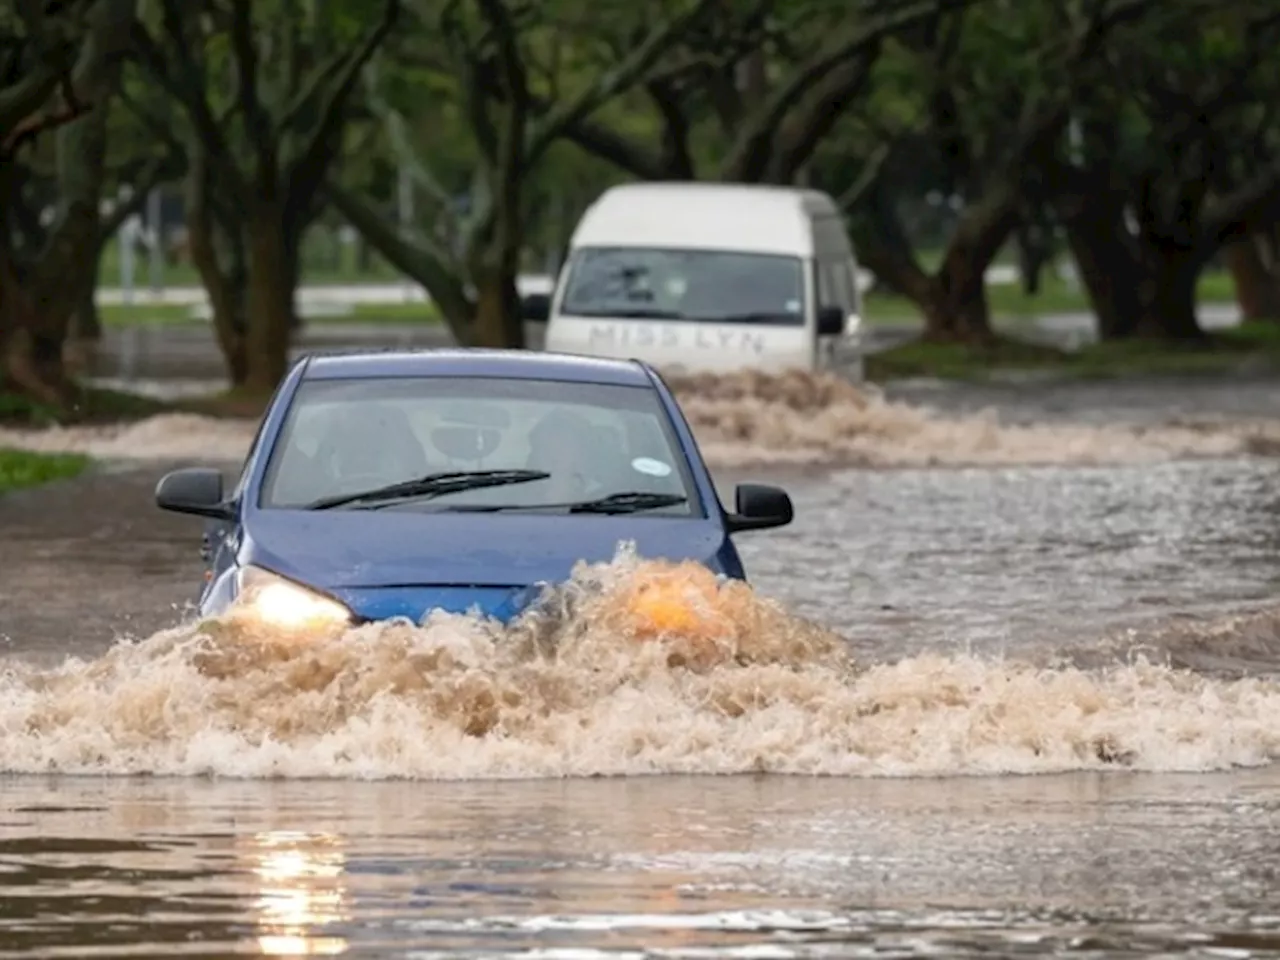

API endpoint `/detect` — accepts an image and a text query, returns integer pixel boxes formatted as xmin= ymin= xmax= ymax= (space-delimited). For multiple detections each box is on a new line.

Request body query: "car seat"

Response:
xmin=314 ymin=403 xmax=429 ymax=484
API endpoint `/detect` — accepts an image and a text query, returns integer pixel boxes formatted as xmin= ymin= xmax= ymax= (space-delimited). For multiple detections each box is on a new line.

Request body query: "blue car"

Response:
xmin=154 ymin=349 xmax=794 ymax=628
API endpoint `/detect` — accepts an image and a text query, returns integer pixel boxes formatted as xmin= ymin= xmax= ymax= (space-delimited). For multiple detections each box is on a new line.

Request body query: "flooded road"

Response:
xmin=5 ymin=364 xmax=1280 ymax=956
xmin=7 ymin=771 xmax=1280 ymax=959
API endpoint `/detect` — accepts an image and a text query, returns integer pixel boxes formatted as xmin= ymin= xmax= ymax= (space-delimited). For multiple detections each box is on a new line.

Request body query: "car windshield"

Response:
xmin=258 ymin=376 xmax=700 ymax=515
xmin=558 ymin=247 xmax=806 ymax=325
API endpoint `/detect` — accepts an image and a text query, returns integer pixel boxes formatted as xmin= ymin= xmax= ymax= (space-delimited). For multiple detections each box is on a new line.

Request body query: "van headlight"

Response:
xmin=234 ymin=565 xmax=354 ymax=629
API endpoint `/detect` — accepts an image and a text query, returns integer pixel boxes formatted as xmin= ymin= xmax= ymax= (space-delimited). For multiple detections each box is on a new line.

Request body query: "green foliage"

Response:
xmin=0 ymin=449 xmax=91 ymax=492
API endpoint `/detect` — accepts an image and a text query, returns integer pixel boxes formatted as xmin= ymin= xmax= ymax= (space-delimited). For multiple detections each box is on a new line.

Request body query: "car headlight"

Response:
xmin=234 ymin=565 xmax=354 ymax=629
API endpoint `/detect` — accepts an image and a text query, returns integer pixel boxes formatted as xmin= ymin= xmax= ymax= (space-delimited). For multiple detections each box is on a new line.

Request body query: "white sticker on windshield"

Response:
xmin=631 ymin=457 xmax=672 ymax=477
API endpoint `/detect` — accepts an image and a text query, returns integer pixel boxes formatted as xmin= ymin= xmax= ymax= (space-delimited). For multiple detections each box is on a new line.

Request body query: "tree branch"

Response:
xmin=540 ymin=110 xmax=673 ymax=179
xmin=1 ymin=0 xmax=135 ymax=157
xmin=836 ymin=142 xmax=893 ymax=211
xmin=719 ymin=0 xmax=973 ymax=182
xmin=0 ymin=60 xmax=73 ymax=141
xmin=1204 ymin=159 xmax=1280 ymax=248
xmin=228 ymin=0 xmax=276 ymax=190
xmin=647 ymin=76 xmax=695 ymax=179
xmin=761 ymin=48 xmax=880 ymax=183
xmin=136 ymin=5 xmax=246 ymax=198
xmin=284 ymin=0 xmax=400 ymax=215
xmin=323 ymin=180 xmax=474 ymax=329
xmin=99 ymin=154 xmax=178 ymax=241
xmin=1 ymin=72 xmax=91 ymax=158
xmin=475 ymin=0 xmax=529 ymax=220
xmin=526 ymin=0 xmax=713 ymax=166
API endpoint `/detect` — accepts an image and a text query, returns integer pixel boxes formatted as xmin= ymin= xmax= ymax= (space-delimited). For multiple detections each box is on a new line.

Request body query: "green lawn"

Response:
xmin=861 ymin=270 xmax=1237 ymax=324
xmin=865 ymin=319 xmax=1280 ymax=382
xmin=97 ymin=235 xmax=408 ymax=288
xmin=0 ymin=449 xmax=92 ymax=493
xmin=99 ymin=301 xmax=443 ymax=326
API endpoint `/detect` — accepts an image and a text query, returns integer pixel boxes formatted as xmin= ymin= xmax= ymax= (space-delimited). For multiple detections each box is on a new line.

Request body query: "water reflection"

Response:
xmin=6 ymin=774 xmax=1280 ymax=956
xmin=248 ymin=831 xmax=349 ymax=956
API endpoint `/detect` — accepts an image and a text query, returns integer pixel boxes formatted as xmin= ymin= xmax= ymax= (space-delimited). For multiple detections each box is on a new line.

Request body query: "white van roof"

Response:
xmin=569 ymin=182 xmax=843 ymax=257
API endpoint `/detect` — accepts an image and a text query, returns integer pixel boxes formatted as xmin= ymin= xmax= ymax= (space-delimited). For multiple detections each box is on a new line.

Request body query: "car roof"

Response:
xmin=298 ymin=348 xmax=655 ymax=387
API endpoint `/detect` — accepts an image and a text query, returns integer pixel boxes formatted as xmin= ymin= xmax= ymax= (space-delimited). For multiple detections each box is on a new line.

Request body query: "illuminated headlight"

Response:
xmin=843 ymin=313 xmax=862 ymax=337
xmin=234 ymin=565 xmax=354 ymax=629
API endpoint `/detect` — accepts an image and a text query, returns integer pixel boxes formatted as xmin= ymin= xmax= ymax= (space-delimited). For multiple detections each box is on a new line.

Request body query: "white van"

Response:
xmin=538 ymin=182 xmax=864 ymax=378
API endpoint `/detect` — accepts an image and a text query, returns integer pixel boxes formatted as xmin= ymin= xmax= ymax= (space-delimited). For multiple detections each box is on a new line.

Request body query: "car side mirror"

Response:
xmin=725 ymin=482 xmax=793 ymax=533
xmin=155 ymin=467 xmax=233 ymax=520
xmin=521 ymin=293 xmax=550 ymax=323
xmin=817 ymin=305 xmax=844 ymax=336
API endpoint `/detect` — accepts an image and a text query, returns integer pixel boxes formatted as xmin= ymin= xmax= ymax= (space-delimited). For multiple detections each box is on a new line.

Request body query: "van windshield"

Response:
xmin=558 ymin=247 xmax=806 ymax=325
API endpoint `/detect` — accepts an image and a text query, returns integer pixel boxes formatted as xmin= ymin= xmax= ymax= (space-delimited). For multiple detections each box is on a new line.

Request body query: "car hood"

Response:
xmin=242 ymin=509 xmax=726 ymax=591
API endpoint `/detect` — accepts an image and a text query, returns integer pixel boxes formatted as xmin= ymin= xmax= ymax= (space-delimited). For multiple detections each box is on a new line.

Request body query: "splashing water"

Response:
xmin=4 ymin=547 xmax=1280 ymax=781
xmin=3 ymin=372 xmax=1280 ymax=466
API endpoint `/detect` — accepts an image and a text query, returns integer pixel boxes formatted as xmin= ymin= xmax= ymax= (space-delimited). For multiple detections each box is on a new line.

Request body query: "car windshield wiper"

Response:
xmin=566 ymin=492 xmax=688 ymax=514
xmin=306 ymin=469 xmax=550 ymax=510
xmin=438 ymin=491 xmax=689 ymax=515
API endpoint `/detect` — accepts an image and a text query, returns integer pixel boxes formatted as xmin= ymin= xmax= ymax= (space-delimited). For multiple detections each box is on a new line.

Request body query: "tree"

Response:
xmin=0 ymin=0 xmax=137 ymax=404
xmin=327 ymin=0 xmax=711 ymax=348
xmin=130 ymin=0 xmax=399 ymax=391
xmin=549 ymin=0 xmax=975 ymax=185
xmin=1223 ymin=228 xmax=1280 ymax=321
xmin=839 ymin=0 xmax=1163 ymax=342
xmin=1053 ymin=0 xmax=1280 ymax=340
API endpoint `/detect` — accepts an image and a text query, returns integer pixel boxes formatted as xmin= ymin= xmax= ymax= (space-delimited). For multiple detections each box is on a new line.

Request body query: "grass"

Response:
xmin=0 ymin=448 xmax=92 ymax=494
xmin=860 ymin=270 xmax=1237 ymax=324
xmin=0 ymin=384 xmax=170 ymax=427
xmin=99 ymin=300 xmax=443 ymax=327
xmin=864 ymin=319 xmax=1280 ymax=382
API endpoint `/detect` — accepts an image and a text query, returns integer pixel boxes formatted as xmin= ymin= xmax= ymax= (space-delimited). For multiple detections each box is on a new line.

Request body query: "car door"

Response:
xmin=815 ymin=257 xmax=857 ymax=369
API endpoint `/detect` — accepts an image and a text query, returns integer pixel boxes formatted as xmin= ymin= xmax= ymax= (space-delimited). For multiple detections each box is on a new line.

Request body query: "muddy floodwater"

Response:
xmin=5 ymin=367 xmax=1280 ymax=957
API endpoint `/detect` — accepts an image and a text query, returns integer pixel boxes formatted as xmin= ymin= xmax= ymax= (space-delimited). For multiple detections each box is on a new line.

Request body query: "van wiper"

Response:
xmin=566 ymin=492 xmax=688 ymax=514
xmin=689 ymin=311 xmax=796 ymax=324
xmin=306 ymin=469 xmax=550 ymax=510
xmin=594 ymin=307 xmax=684 ymax=319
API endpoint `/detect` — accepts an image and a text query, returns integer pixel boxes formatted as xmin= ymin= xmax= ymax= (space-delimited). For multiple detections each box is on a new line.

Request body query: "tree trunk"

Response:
xmin=1132 ymin=245 xmax=1205 ymax=340
xmin=1223 ymin=233 xmax=1280 ymax=321
xmin=921 ymin=272 xmax=998 ymax=343
xmin=469 ymin=267 xmax=524 ymax=348
xmin=920 ymin=252 xmax=996 ymax=342
xmin=186 ymin=150 xmax=250 ymax=386
xmin=915 ymin=189 xmax=1019 ymax=343
xmin=70 ymin=277 xmax=102 ymax=341
xmin=243 ymin=205 xmax=298 ymax=393
xmin=0 ymin=94 xmax=112 ymax=405
xmin=0 ymin=249 xmax=70 ymax=406
xmin=1061 ymin=194 xmax=1143 ymax=340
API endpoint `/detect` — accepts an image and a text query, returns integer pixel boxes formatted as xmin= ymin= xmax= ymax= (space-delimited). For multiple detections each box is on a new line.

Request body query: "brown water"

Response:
xmin=5 ymin=370 xmax=1280 ymax=957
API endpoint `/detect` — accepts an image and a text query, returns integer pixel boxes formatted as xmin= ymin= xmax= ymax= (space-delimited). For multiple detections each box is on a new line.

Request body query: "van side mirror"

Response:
xmin=725 ymin=483 xmax=793 ymax=533
xmin=521 ymin=293 xmax=550 ymax=323
xmin=155 ymin=467 xmax=234 ymax=520
xmin=817 ymin=305 xmax=844 ymax=336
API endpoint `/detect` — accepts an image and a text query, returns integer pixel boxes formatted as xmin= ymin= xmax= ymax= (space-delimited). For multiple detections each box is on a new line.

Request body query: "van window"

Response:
xmin=559 ymin=247 xmax=806 ymax=325
xmin=816 ymin=259 xmax=857 ymax=313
